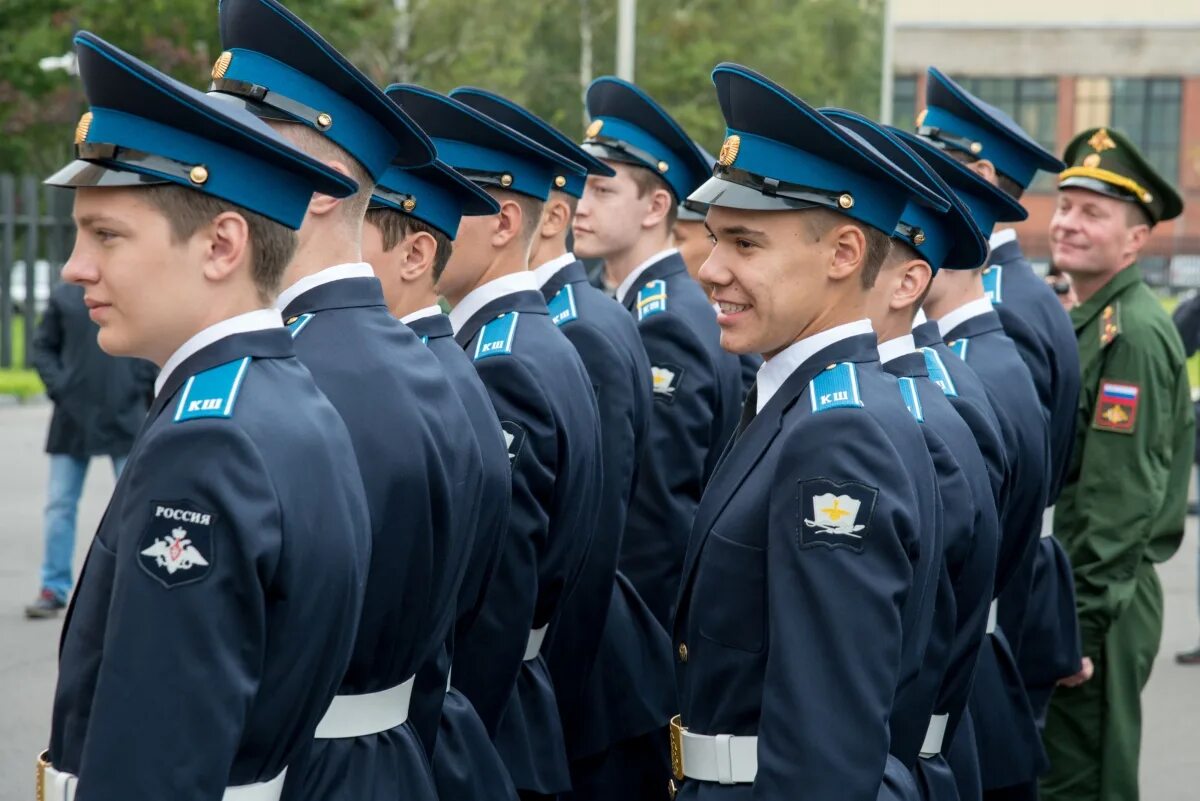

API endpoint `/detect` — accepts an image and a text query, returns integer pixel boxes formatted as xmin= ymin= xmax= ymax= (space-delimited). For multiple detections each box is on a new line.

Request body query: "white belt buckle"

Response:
xmin=919 ymin=714 xmax=948 ymax=758
xmin=524 ymin=624 xmax=548 ymax=661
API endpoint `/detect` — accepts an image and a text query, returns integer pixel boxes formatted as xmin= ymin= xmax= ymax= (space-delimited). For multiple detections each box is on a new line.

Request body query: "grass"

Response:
xmin=0 ymin=316 xmax=44 ymax=400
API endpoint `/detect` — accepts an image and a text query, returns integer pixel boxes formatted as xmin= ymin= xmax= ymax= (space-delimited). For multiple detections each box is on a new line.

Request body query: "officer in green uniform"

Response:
xmin=1042 ymin=127 xmax=1194 ymax=801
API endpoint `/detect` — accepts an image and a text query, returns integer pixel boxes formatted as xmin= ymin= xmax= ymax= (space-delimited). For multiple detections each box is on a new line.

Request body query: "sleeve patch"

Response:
xmin=547 ymin=283 xmax=579 ymax=327
xmin=474 ymin=312 xmax=520 ymax=361
xmin=500 ymin=420 xmax=527 ymax=466
xmin=947 ymin=338 xmax=970 ymax=362
xmin=798 ymin=479 xmax=878 ymax=553
xmin=809 ymin=362 xmax=863 ymax=413
xmin=285 ymin=313 xmax=314 ymax=338
xmin=1093 ymin=379 xmax=1139 ymax=434
xmin=920 ymin=347 xmax=958 ymax=398
xmin=898 ymin=377 xmax=924 ymax=423
xmin=637 ymin=280 xmax=668 ymax=320
xmin=982 ymin=265 xmax=1003 ymax=304
xmin=651 ymin=363 xmax=684 ymax=403
xmin=173 ymin=357 xmax=251 ymax=423
xmin=139 ymin=501 xmax=217 ymax=588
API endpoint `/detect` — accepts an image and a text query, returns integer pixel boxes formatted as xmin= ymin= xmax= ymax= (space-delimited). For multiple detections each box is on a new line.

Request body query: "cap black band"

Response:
xmin=74 ymin=142 xmax=199 ymax=184
xmin=582 ymin=137 xmax=662 ymax=173
xmin=211 ymin=77 xmax=333 ymax=130
xmin=368 ymin=186 xmax=418 ymax=212
xmin=714 ymin=165 xmax=848 ymax=211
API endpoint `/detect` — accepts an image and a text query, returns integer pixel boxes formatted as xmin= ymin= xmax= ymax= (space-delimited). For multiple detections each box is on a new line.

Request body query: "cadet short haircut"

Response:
xmin=270 ymin=122 xmax=375 ymax=224
xmin=630 ymin=167 xmax=679 ymax=230
xmin=363 ymin=207 xmax=454 ymax=282
xmin=141 ymin=183 xmax=297 ymax=303
xmin=802 ymin=208 xmax=892 ymax=289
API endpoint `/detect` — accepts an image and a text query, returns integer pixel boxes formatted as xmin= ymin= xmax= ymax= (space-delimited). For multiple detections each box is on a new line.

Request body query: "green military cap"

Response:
xmin=1058 ymin=127 xmax=1183 ymax=225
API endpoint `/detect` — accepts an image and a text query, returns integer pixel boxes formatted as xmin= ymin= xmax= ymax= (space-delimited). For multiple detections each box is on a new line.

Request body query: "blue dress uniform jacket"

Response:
xmin=673 ymin=333 xmax=938 ymax=801
xmin=405 ymin=310 xmax=518 ymax=801
xmin=619 ymin=251 xmax=743 ymax=628
xmin=939 ymin=309 xmax=1051 ymax=791
xmin=986 ymin=237 xmax=1083 ymax=716
xmin=539 ymin=260 xmax=676 ymax=768
xmin=883 ymin=351 xmax=1000 ymax=801
xmin=48 ymin=328 xmax=371 ymax=798
xmin=454 ymin=285 xmax=603 ymax=795
xmin=279 ymin=276 xmax=478 ymax=801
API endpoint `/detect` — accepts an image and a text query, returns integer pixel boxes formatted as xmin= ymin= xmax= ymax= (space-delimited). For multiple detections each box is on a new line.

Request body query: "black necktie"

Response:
xmin=734 ymin=384 xmax=758 ymax=441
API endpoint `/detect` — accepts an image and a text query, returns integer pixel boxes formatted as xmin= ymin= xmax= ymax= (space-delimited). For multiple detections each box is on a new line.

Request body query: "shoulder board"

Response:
xmin=547 ymin=283 xmax=579 ymax=327
xmin=809 ymin=362 xmax=864 ymax=414
xmin=1100 ymin=302 xmax=1121 ymax=348
xmin=285 ymin=313 xmax=315 ymax=338
xmin=474 ymin=311 xmax=520 ymax=361
xmin=174 ymin=357 xmax=252 ymax=423
xmin=982 ymin=265 xmax=1003 ymax=304
xmin=920 ymin=347 xmax=959 ymax=398
xmin=637 ymin=279 xmax=668 ymax=321
xmin=897 ymin=377 xmax=924 ymax=423
xmin=947 ymin=338 xmax=970 ymax=362
xmin=419 ymin=335 xmax=429 ymax=346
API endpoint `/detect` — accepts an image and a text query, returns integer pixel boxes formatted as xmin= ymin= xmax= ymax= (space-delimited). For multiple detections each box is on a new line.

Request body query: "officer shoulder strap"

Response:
xmin=637 ymin=279 xmax=668 ymax=321
xmin=547 ymin=283 xmax=579 ymax=327
xmin=809 ymin=362 xmax=864 ymax=414
xmin=174 ymin=357 xmax=252 ymax=423
xmin=474 ymin=311 xmax=520 ymax=361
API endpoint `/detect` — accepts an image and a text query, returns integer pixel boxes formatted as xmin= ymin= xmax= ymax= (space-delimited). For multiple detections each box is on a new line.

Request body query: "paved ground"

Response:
xmin=0 ymin=401 xmax=1197 ymax=797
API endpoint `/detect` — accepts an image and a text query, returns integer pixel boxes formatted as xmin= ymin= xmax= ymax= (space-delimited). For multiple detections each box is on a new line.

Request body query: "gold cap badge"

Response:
xmin=212 ymin=51 xmax=233 ymax=81
xmin=718 ymin=135 xmax=741 ymax=167
xmin=1083 ymin=153 xmax=1102 ymax=168
xmin=1088 ymin=128 xmax=1117 ymax=153
xmin=585 ymin=119 xmax=603 ymax=139
xmin=74 ymin=112 xmax=93 ymax=145
xmin=838 ymin=193 xmax=854 ymax=209
xmin=189 ymin=165 xmax=209 ymax=185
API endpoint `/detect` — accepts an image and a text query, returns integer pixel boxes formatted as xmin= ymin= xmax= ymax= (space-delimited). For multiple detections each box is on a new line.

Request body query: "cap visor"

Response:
xmin=688 ymin=175 xmax=820 ymax=213
xmin=44 ymin=160 xmax=170 ymax=189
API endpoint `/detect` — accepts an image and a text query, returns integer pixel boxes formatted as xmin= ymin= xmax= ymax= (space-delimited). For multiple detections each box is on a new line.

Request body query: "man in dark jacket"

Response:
xmin=25 ymin=280 xmax=155 ymax=618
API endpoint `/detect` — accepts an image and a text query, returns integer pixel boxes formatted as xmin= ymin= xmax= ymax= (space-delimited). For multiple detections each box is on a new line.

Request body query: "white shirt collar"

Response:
xmin=531 ymin=252 xmax=578 ymax=289
xmin=913 ymin=308 xmax=928 ymax=327
xmin=155 ymin=308 xmax=282 ymax=397
xmin=274 ymin=262 xmax=374 ymax=312
xmin=877 ymin=334 xmax=916 ymax=365
xmin=756 ymin=319 xmax=875 ymax=414
xmin=988 ymin=227 xmax=1018 ymax=249
xmin=937 ymin=296 xmax=995 ymax=338
xmin=616 ymin=248 xmax=680 ymax=306
xmin=448 ymin=271 xmax=539 ymax=334
xmin=400 ymin=304 xmax=444 ymax=325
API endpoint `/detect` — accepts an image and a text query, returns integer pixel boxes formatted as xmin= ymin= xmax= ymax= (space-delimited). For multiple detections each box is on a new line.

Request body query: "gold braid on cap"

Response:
xmin=1059 ymin=166 xmax=1153 ymax=204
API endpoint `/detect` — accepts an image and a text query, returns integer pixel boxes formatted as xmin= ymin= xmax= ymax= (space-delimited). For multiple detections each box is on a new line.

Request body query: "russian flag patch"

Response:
xmin=1093 ymin=379 xmax=1139 ymax=434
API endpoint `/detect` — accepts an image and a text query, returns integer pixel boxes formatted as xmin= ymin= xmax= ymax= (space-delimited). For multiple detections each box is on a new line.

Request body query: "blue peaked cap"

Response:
xmin=822 ymin=108 xmax=987 ymax=272
xmin=690 ymin=63 xmax=949 ymax=237
xmin=371 ymin=159 xmax=500 ymax=240
xmin=582 ymin=76 xmax=711 ymax=202
xmin=212 ymin=0 xmax=433 ymax=180
xmin=449 ymin=87 xmax=612 ymax=199
xmin=891 ymin=127 xmax=1028 ymax=239
xmin=44 ymin=31 xmax=357 ymax=230
xmin=678 ymin=140 xmax=717 ymax=221
xmin=386 ymin=85 xmax=578 ymax=201
xmin=920 ymin=67 xmax=1065 ymax=190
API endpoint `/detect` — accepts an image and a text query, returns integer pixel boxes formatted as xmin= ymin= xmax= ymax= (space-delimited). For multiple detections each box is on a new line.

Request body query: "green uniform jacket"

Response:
xmin=1054 ymin=263 xmax=1195 ymax=658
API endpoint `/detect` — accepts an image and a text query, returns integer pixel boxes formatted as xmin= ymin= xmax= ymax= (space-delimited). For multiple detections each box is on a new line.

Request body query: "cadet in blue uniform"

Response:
xmin=576 ymin=76 xmax=744 ymax=631
xmin=362 ymin=159 xmax=520 ymax=801
xmin=919 ymin=68 xmax=1083 ymax=722
xmin=671 ymin=63 xmax=944 ymax=800
xmin=449 ymin=87 xmax=677 ymax=800
xmin=389 ymin=84 xmax=604 ymax=800
xmin=824 ymin=109 xmax=1001 ymax=801
xmin=38 ymin=32 xmax=371 ymax=800
xmin=210 ymin=4 xmax=481 ymax=801
xmin=901 ymin=130 xmax=1052 ymax=801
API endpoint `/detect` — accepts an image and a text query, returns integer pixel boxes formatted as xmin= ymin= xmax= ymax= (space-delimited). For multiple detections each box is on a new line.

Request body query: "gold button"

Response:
xmin=285 ymin=316 xmax=298 ymax=325
xmin=838 ymin=193 xmax=854 ymax=209
xmin=657 ymin=160 xmax=670 ymax=173
xmin=189 ymin=165 xmax=209 ymax=185
xmin=500 ymin=174 xmax=513 ymax=188
xmin=913 ymin=230 xmax=926 ymax=246
xmin=678 ymin=642 xmax=688 ymax=662
xmin=554 ymin=175 xmax=567 ymax=188
xmin=969 ymin=141 xmax=983 ymax=155
xmin=316 ymin=112 xmax=333 ymax=130
xmin=402 ymin=198 xmax=417 ymax=212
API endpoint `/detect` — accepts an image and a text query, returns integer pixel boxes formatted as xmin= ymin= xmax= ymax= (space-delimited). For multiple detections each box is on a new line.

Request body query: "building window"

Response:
xmin=952 ymin=77 xmax=1059 ymax=191
xmin=891 ymin=75 xmax=918 ymax=128
xmin=1074 ymin=78 xmax=1181 ymax=182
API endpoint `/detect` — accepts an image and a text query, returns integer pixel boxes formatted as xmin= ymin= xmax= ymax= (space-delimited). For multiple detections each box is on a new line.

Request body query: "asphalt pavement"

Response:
xmin=0 ymin=401 xmax=1197 ymax=798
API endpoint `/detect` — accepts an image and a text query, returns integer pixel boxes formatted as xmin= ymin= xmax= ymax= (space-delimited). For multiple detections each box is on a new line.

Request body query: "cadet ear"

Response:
xmin=492 ymin=198 xmax=524 ymax=248
xmin=305 ymin=158 xmax=355 ymax=218
xmin=539 ymin=196 xmax=573 ymax=240
xmin=399 ymin=230 xmax=438 ymax=281
xmin=965 ymin=158 xmax=998 ymax=185
xmin=201 ymin=211 xmax=251 ymax=284
xmin=640 ymin=186 xmax=674 ymax=232
xmin=827 ymin=223 xmax=868 ymax=283
xmin=891 ymin=259 xmax=933 ymax=312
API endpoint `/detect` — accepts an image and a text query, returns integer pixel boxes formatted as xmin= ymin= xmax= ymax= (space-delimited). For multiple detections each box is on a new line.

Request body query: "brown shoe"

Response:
xmin=24 ymin=589 xmax=66 ymax=619
xmin=1176 ymin=646 xmax=1200 ymax=665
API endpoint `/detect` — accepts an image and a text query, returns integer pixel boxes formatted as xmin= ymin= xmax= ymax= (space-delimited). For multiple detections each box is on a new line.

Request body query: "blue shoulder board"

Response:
xmin=947 ymin=338 xmax=970 ymax=362
xmin=174 ymin=357 xmax=252 ymax=423
xmin=920 ymin=347 xmax=959 ymax=398
xmin=547 ymin=283 xmax=579 ymax=327
xmin=809 ymin=362 xmax=864 ymax=414
xmin=982 ymin=265 xmax=1003 ymax=304
xmin=419 ymin=335 xmax=429 ymax=346
xmin=474 ymin=311 xmax=520 ymax=361
xmin=637 ymin=279 xmax=668 ymax=321
xmin=285 ymin=313 xmax=315 ymax=338
xmin=898 ymin=377 xmax=924 ymax=423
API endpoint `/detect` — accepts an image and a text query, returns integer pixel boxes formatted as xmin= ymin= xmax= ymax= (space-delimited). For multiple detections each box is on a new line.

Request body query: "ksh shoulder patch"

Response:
xmin=898 ymin=377 xmax=924 ymax=423
xmin=174 ymin=357 xmax=251 ymax=423
xmin=798 ymin=478 xmax=878 ymax=553
xmin=982 ymin=265 xmax=1003 ymax=304
xmin=809 ymin=362 xmax=863 ymax=413
xmin=947 ymin=338 xmax=970 ymax=362
xmin=285 ymin=313 xmax=314 ymax=338
xmin=547 ymin=283 xmax=579 ymax=327
xmin=1093 ymin=379 xmax=1139 ymax=434
xmin=651 ymin=363 xmax=683 ymax=403
xmin=139 ymin=501 xmax=217 ymax=588
xmin=637 ymin=280 xmax=668 ymax=321
xmin=474 ymin=312 xmax=520 ymax=361
xmin=920 ymin=347 xmax=958 ymax=398
xmin=1100 ymin=303 xmax=1121 ymax=348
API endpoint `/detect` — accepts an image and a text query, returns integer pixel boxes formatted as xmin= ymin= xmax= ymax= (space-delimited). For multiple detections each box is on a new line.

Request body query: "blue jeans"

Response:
xmin=41 ymin=453 xmax=127 ymax=601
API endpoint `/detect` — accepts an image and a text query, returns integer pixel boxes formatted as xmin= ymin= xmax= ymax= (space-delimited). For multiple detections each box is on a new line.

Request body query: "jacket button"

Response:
xmin=678 ymin=642 xmax=688 ymax=662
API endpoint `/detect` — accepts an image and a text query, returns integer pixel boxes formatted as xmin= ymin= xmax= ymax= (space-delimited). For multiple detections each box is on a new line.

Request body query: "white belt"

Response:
xmin=524 ymin=624 xmax=548 ymax=661
xmin=37 ymin=753 xmax=286 ymax=801
xmin=985 ymin=599 xmax=998 ymax=635
xmin=919 ymin=714 xmax=948 ymax=758
xmin=669 ymin=716 xmax=757 ymax=784
xmin=314 ymin=676 xmax=415 ymax=739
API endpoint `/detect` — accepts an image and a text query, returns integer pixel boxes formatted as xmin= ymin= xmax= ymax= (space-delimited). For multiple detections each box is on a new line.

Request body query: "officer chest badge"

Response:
xmin=798 ymin=479 xmax=877 ymax=553
xmin=139 ymin=501 xmax=216 ymax=588
xmin=651 ymin=364 xmax=682 ymax=403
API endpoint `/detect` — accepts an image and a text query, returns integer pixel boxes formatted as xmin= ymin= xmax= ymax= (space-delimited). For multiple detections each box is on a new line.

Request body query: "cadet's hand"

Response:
xmin=1058 ymin=656 xmax=1094 ymax=687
